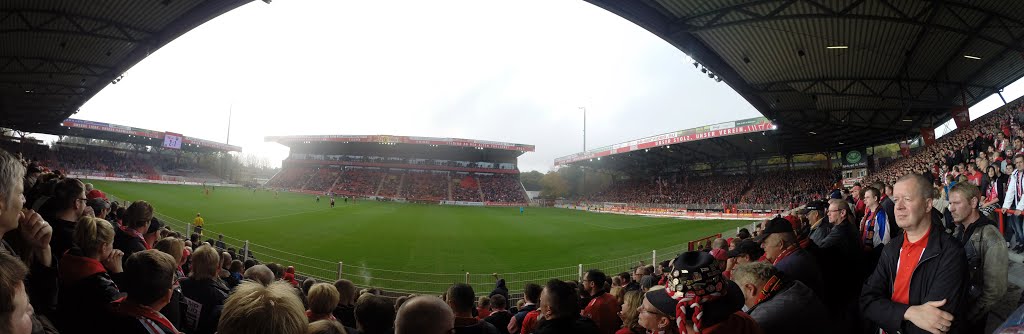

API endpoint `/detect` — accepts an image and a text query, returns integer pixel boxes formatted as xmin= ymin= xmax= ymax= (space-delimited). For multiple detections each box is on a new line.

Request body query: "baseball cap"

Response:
xmin=146 ymin=217 xmax=165 ymax=234
xmin=726 ymin=239 xmax=762 ymax=259
xmin=86 ymin=189 xmax=107 ymax=200
xmin=800 ymin=200 xmax=826 ymax=214
xmin=754 ymin=217 xmax=794 ymax=242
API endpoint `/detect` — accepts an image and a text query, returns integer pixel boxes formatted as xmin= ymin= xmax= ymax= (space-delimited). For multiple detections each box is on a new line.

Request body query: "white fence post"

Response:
xmin=652 ymin=250 xmax=657 ymax=267
xmin=337 ymin=262 xmax=344 ymax=280
xmin=242 ymin=240 xmax=249 ymax=263
xmin=465 ymin=272 xmax=470 ymax=284
xmin=577 ymin=264 xmax=583 ymax=281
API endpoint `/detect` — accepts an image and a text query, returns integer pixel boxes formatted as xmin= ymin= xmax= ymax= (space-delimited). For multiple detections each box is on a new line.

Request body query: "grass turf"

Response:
xmin=87 ymin=180 xmax=755 ymax=294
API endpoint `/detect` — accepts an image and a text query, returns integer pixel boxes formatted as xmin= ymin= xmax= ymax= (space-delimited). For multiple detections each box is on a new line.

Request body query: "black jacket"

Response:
xmin=179 ymin=277 xmax=230 ymax=334
xmin=531 ymin=315 xmax=600 ymax=334
xmin=56 ymin=248 xmax=124 ymax=334
xmin=113 ymin=227 xmax=147 ymax=265
xmin=47 ymin=217 xmax=76 ymax=262
xmin=860 ymin=223 xmax=968 ymax=334
xmin=333 ymin=304 xmax=358 ymax=328
xmin=485 ymin=310 xmax=513 ymax=334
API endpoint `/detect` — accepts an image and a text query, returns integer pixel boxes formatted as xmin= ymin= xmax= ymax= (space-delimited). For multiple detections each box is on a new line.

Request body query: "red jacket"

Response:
xmin=582 ymin=292 xmax=622 ymax=334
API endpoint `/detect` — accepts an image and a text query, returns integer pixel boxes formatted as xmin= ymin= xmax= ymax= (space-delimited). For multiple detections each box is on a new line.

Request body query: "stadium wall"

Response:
xmin=554 ymin=204 xmax=777 ymax=220
xmin=73 ymin=175 xmax=239 ymax=187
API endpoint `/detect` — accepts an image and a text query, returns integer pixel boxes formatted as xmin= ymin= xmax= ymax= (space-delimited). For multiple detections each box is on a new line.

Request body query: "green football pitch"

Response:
xmin=87 ymin=180 xmax=755 ymax=295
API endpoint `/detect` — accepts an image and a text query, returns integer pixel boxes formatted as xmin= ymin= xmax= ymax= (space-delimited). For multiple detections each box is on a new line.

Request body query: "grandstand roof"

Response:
xmin=585 ymin=0 xmax=1024 ymax=154
xmin=555 ymin=116 xmax=776 ymax=166
xmin=267 ymin=134 xmax=535 ymax=155
xmin=0 ymin=0 xmax=254 ymax=133
xmin=51 ymin=118 xmax=241 ymax=152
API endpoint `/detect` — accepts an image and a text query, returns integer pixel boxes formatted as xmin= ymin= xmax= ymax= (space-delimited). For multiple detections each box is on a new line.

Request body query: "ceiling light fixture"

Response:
xmin=826 ymin=45 xmax=848 ymax=49
xmin=902 ymin=119 xmax=912 ymax=122
xmin=809 ymin=131 xmax=817 ymax=135
xmin=964 ymin=55 xmax=981 ymax=60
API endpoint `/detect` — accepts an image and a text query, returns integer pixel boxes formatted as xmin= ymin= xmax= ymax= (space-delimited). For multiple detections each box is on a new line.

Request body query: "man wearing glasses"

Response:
xmin=45 ymin=178 xmax=91 ymax=262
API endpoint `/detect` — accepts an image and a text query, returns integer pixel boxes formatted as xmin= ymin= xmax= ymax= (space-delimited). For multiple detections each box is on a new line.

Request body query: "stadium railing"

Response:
xmin=107 ymin=193 xmax=749 ymax=303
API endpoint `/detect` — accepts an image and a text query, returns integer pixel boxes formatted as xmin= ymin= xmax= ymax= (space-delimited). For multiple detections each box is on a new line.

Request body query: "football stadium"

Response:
xmin=2 ymin=1 xmax=1024 ymax=334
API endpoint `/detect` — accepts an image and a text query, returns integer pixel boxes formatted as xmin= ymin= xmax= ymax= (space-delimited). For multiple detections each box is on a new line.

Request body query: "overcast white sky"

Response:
xmin=59 ymin=0 xmax=1022 ymax=172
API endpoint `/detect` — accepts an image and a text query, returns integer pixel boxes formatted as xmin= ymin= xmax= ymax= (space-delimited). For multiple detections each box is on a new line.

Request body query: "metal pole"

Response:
xmin=652 ymin=250 xmax=657 ymax=267
xmin=465 ymin=272 xmax=470 ymax=284
xmin=337 ymin=262 xmax=344 ymax=280
xmin=242 ymin=240 xmax=249 ymax=263
xmin=579 ymin=107 xmax=586 ymax=198
xmin=577 ymin=264 xmax=583 ymax=281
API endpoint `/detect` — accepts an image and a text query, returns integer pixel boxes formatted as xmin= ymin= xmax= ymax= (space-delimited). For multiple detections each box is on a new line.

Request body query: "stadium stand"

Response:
xmin=400 ymin=171 xmax=450 ymax=201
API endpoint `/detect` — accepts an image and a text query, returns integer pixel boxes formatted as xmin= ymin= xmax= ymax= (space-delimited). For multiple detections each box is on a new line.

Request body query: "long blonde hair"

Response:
xmin=620 ymin=290 xmax=643 ymax=329
xmin=73 ymin=216 xmax=114 ymax=257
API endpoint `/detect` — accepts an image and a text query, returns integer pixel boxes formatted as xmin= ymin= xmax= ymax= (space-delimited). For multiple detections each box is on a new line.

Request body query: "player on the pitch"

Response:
xmin=330 ymin=197 xmax=336 ymax=208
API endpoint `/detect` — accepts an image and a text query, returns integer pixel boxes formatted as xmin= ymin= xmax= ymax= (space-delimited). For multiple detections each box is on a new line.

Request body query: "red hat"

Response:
xmin=784 ymin=215 xmax=800 ymax=231
xmin=86 ymin=189 xmax=107 ymax=200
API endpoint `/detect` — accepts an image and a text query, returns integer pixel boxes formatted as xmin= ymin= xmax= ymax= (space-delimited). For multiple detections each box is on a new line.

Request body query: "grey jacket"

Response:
xmin=808 ymin=219 xmax=831 ymax=246
xmin=747 ymin=280 xmax=830 ymax=334
xmin=954 ymin=217 xmax=1008 ymax=321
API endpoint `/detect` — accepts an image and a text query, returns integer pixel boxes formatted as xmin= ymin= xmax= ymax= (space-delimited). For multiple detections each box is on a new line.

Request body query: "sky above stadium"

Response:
xmin=63 ymin=0 xmax=1024 ymax=172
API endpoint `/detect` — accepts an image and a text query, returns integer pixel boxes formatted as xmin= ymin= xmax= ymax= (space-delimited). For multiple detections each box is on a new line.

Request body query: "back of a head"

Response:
xmin=267 ymin=262 xmax=284 ymax=280
xmin=73 ymin=216 xmax=114 ymax=257
xmin=308 ymin=283 xmax=340 ymax=314
xmin=153 ymin=237 xmax=185 ymax=265
xmin=543 ymin=279 xmax=580 ymax=319
xmin=446 ymin=283 xmax=475 ymax=313
xmin=218 ymin=281 xmax=307 ymax=334
xmin=190 ymin=244 xmax=221 ymax=280
xmin=0 ymin=252 xmax=28 ymax=334
xmin=334 ymin=279 xmax=357 ymax=305
xmin=395 ymin=295 xmax=454 ymax=334
xmin=52 ymin=178 xmax=85 ymax=212
xmin=490 ymin=294 xmax=507 ymax=310
xmin=355 ymin=293 xmax=396 ymax=334
xmin=307 ymin=320 xmax=347 ymax=334
xmin=524 ymin=283 xmax=542 ymax=304
xmin=244 ymin=265 xmax=275 ymax=285
xmin=123 ymin=200 xmax=154 ymax=230
xmin=123 ymin=250 xmax=176 ymax=306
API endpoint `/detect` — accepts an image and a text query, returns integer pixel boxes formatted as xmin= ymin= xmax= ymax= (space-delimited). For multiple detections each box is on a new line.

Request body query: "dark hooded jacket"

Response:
xmin=56 ymin=247 xmax=124 ymax=334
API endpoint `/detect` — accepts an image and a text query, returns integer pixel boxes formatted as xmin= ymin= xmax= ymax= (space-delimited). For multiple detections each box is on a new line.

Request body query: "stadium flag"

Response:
xmin=952 ymin=106 xmax=971 ymax=129
xmin=920 ymin=128 xmax=936 ymax=146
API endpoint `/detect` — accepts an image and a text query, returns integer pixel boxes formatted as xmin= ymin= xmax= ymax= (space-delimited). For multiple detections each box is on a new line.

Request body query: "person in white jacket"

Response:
xmin=1000 ymin=154 xmax=1024 ymax=253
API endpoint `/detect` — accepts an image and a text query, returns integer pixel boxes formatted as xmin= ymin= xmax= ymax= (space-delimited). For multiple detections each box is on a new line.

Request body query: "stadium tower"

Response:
xmin=266 ymin=134 xmax=534 ymax=205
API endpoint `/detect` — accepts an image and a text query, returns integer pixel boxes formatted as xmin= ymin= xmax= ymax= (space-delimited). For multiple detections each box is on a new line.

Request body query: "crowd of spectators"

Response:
xmin=452 ymin=175 xmax=483 ymax=202
xmin=51 ymin=145 xmax=150 ymax=178
xmin=402 ymin=172 xmax=449 ymax=201
xmin=480 ymin=174 xmax=528 ymax=203
xmin=377 ymin=172 xmax=403 ymax=198
xmin=305 ymin=169 xmax=341 ymax=192
xmin=332 ymin=169 xmax=386 ymax=196
xmin=586 ymin=170 xmax=835 ymax=210
xmin=266 ymin=167 xmax=313 ymax=189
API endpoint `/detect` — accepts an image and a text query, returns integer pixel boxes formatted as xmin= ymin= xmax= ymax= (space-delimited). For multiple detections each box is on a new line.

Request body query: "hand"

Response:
xmin=904 ymin=299 xmax=953 ymax=334
xmin=18 ymin=209 xmax=52 ymax=250
xmin=102 ymin=249 xmax=124 ymax=273
xmin=18 ymin=209 xmax=53 ymax=267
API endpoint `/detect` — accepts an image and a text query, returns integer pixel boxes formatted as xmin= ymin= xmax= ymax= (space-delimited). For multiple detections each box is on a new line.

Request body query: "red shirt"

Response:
xmin=967 ymin=172 xmax=983 ymax=186
xmin=892 ymin=228 xmax=931 ymax=304
xmin=582 ymin=292 xmax=622 ymax=334
xmin=520 ymin=310 xmax=539 ymax=334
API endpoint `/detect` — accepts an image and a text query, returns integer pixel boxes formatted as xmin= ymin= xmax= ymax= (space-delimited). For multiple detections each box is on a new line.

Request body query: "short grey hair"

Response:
xmin=896 ymin=173 xmax=932 ymax=199
xmin=731 ymin=261 xmax=778 ymax=288
xmin=0 ymin=149 xmax=25 ymax=207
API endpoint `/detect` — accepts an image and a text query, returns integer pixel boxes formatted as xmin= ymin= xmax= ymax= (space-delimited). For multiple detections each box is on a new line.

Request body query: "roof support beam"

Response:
xmin=0 ymin=9 xmax=154 ymax=43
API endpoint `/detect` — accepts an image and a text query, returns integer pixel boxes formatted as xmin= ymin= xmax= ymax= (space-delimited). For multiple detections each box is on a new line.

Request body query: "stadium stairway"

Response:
xmin=447 ymin=174 xmax=453 ymax=201
xmin=475 ymin=176 xmax=485 ymax=202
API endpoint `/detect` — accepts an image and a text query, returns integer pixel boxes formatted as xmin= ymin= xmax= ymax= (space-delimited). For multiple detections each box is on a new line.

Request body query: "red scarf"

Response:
xmin=671 ymin=281 xmax=726 ymax=334
xmin=110 ymin=296 xmax=177 ymax=333
xmin=771 ymin=244 xmax=799 ymax=266
xmin=119 ymin=225 xmax=150 ymax=249
xmin=749 ymin=275 xmax=785 ymax=310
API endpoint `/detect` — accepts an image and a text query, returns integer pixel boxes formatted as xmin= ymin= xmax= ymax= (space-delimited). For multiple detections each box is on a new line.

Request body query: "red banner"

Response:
xmin=920 ymin=128 xmax=936 ymax=146
xmin=900 ymin=142 xmax=910 ymax=158
xmin=952 ymin=106 xmax=971 ymax=129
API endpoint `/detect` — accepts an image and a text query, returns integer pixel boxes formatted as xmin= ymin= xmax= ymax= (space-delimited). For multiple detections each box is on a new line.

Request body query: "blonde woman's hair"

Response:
xmin=190 ymin=244 xmax=221 ymax=280
xmin=307 ymin=283 xmax=341 ymax=315
xmin=73 ymin=216 xmax=114 ymax=257
xmin=217 ymin=281 xmax=308 ymax=334
xmin=620 ymin=290 xmax=643 ymax=329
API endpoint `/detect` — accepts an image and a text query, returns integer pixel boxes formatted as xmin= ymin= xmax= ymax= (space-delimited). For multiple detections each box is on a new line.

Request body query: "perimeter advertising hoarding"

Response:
xmin=268 ymin=135 xmax=535 ymax=152
xmin=554 ymin=117 xmax=775 ymax=166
